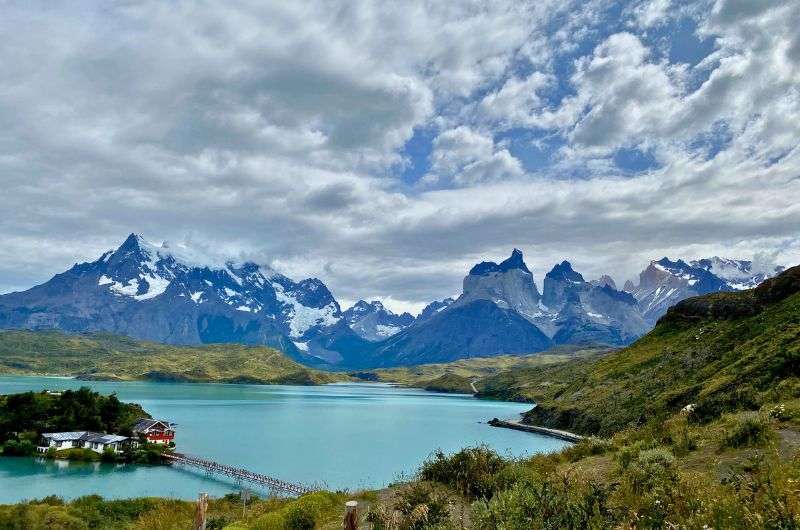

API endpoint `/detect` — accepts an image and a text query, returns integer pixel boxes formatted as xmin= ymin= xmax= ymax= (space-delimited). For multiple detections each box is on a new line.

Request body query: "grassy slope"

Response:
xmin=0 ymin=330 xmax=343 ymax=385
xmin=359 ymin=346 xmax=611 ymax=394
xmin=479 ymin=265 xmax=800 ymax=436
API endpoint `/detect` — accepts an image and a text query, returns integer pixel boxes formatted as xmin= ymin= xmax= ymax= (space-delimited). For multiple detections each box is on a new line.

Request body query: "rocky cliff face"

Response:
xmin=359 ymin=250 xmax=650 ymax=367
xmin=342 ymin=300 xmax=414 ymax=341
xmin=455 ymin=249 xmax=543 ymax=320
xmin=628 ymin=257 xmax=782 ymax=324
xmin=416 ymin=298 xmax=455 ymax=323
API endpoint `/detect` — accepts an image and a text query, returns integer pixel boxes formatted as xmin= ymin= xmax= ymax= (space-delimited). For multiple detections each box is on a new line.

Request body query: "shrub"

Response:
xmin=249 ymin=491 xmax=340 ymax=530
xmin=250 ymin=512 xmax=285 ymax=530
xmin=766 ymin=402 xmax=799 ymax=421
xmin=395 ymin=482 xmax=450 ymax=529
xmin=2 ymin=438 xmax=36 ymax=456
xmin=419 ymin=446 xmax=505 ymax=500
xmin=367 ymin=483 xmax=453 ymax=530
xmin=0 ymin=503 xmax=88 ymax=530
xmin=617 ymin=447 xmax=680 ymax=527
xmin=284 ymin=506 xmax=315 ymax=530
xmin=622 ymin=447 xmax=678 ymax=496
xmin=561 ymin=437 xmax=613 ymax=462
xmin=101 ymin=447 xmax=118 ymax=463
xmin=472 ymin=475 xmax=615 ymax=529
xmin=663 ymin=415 xmax=697 ymax=456
xmin=615 ymin=438 xmax=661 ymax=471
xmin=491 ymin=461 xmax=543 ymax=492
xmin=721 ymin=413 xmax=774 ymax=449
xmin=690 ymin=386 xmax=761 ymax=423
xmin=53 ymin=448 xmax=100 ymax=461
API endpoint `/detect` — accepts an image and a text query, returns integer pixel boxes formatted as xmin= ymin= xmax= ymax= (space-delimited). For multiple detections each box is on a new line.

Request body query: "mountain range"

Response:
xmin=0 ymin=234 xmax=784 ymax=368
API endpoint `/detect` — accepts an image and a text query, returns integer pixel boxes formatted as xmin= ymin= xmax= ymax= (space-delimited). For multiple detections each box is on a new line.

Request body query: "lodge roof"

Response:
xmin=41 ymin=432 xmax=128 ymax=444
xmin=132 ymin=418 xmax=174 ymax=432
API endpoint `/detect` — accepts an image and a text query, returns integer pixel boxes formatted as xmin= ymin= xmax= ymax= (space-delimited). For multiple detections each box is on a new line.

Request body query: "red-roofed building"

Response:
xmin=132 ymin=418 xmax=175 ymax=445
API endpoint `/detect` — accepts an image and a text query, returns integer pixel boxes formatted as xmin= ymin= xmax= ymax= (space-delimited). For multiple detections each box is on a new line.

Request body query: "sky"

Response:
xmin=1 ymin=0 xmax=799 ymax=315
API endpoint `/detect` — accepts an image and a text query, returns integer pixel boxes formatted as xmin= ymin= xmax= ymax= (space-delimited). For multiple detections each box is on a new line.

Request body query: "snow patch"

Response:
xmin=134 ymin=274 xmax=170 ymax=300
xmin=273 ymin=282 xmax=340 ymax=338
xmin=109 ymin=278 xmax=139 ymax=297
xmin=375 ymin=324 xmax=402 ymax=338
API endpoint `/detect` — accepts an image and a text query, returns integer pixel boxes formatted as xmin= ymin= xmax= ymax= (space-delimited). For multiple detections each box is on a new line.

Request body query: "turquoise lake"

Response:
xmin=0 ymin=376 xmax=567 ymax=502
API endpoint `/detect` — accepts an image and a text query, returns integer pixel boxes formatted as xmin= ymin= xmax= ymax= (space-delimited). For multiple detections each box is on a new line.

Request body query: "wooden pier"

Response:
xmin=163 ymin=452 xmax=315 ymax=496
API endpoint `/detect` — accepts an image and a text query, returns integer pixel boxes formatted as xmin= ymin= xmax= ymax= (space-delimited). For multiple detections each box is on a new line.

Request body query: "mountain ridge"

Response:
xmin=0 ymin=233 xmax=785 ymax=369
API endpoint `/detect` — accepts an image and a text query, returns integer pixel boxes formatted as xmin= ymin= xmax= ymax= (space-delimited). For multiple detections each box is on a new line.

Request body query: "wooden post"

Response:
xmin=194 ymin=492 xmax=209 ymax=530
xmin=343 ymin=500 xmax=358 ymax=530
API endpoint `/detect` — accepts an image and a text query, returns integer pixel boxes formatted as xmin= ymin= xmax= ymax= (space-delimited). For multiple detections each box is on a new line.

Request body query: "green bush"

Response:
xmin=721 ymin=413 xmax=774 ymax=449
xmin=284 ymin=506 xmax=315 ymax=530
xmin=622 ymin=447 xmax=678 ymax=496
xmin=617 ymin=447 xmax=680 ymax=527
xmin=561 ymin=437 xmax=613 ymax=462
xmin=419 ymin=446 xmax=505 ymax=500
xmin=394 ymin=482 xmax=450 ymax=530
xmin=472 ymin=475 xmax=614 ymax=529
xmin=248 ymin=491 xmax=340 ymax=530
xmin=0 ymin=503 xmax=88 ymax=530
xmin=52 ymin=448 xmax=101 ymax=461
xmin=664 ymin=415 xmax=697 ymax=456
xmin=2 ymin=438 xmax=36 ymax=456
xmin=367 ymin=483 xmax=453 ymax=530
xmin=615 ymin=439 xmax=659 ymax=471
xmin=101 ymin=447 xmax=118 ymax=463
xmin=766 ymin=402 xmax=798 ymax=421
xmin=690 ymin=386 xmax=761 ymax=423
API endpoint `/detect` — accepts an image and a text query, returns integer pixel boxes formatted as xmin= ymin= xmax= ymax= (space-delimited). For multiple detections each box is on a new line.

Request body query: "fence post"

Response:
xmin=194 ymin=492 xmax=209 ymax=530
xmin=344 ymin=500 xmax=358 ymax=530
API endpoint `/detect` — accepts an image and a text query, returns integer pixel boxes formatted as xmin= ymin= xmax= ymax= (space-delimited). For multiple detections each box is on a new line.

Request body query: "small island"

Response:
xmin=0 ymin=387 xmax=174 ymax=463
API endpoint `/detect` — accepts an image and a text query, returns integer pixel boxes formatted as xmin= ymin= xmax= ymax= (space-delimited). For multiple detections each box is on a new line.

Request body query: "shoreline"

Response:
xmin=488 ymin=417 xmax=583 ymax=443
xmin=0 ymin=371 xmax=336 ymax=386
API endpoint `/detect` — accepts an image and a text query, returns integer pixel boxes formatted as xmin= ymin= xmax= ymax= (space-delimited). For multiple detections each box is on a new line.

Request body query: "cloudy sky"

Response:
xmin=1 ymin=0 xmax=799 ymax=314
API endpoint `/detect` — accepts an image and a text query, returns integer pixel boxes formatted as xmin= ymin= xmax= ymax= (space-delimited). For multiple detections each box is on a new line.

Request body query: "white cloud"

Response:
xmin=0 ymin=0 xmax=798 ymax=307
xmin=629 ymin=0 xmax=673 ymax=29
xmin=424 ymin=126 xmax=523 ymax=186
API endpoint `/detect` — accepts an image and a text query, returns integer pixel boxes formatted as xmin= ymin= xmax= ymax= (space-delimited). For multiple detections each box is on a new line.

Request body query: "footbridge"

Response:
xmin=163 ymin=452 xmax=316 ymax=496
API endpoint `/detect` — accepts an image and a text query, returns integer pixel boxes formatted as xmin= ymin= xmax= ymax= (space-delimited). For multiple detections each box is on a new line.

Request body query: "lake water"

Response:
xmin=0 ymin=376 xmax=567 ymax=502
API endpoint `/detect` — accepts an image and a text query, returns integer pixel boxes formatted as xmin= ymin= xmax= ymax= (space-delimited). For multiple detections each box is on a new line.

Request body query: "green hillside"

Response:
xmin=0 ymin=330 xmax=343 ymax=385
xmin=479 ymin=265 xmax=800 ymax=436
xmin=357 ymin=346 xmax=610 ymax=393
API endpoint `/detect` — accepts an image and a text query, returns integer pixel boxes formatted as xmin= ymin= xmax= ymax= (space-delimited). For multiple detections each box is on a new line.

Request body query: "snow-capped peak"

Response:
xmin=690 ymin=256 xmax=783 ymax=290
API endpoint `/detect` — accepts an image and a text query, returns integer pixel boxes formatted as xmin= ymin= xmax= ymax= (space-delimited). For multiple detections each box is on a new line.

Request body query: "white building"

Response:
xmin=38 ymin=432 xmax=131 ymax=454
